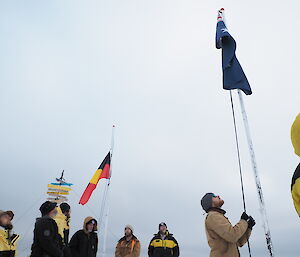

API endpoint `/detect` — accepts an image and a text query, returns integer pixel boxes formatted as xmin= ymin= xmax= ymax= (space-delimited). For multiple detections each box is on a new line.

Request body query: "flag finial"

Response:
xmin=217 ymin=8 xmax=225 ymax=22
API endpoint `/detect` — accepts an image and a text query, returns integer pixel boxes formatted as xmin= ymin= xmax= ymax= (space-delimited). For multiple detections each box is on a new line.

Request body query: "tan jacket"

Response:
xmin=205 ymin=208 xmax=251 ymax=257
xmin=115 ymin=236 xmax=140 ymax=257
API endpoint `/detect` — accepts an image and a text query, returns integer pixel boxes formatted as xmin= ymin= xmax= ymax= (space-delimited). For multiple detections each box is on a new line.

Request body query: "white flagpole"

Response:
xmin=101 ymin=125 xmax=115 ymax=257
xmin=237 ymin=90 xmax=275 ymax=256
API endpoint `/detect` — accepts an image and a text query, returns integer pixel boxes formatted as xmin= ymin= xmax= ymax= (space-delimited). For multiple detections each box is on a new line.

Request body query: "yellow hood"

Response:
xmin=54 ymin=207 xmax=70 ymax=239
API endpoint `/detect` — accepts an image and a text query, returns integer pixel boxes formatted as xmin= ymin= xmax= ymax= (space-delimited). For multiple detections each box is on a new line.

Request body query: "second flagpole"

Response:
xmin=237 ymin=90 xmax=275 ymax=256
xmin=100 ymin=125 xmax=115 ymax=257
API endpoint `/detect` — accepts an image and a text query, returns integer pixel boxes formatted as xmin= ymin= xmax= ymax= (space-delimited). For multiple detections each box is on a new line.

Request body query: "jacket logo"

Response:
xmin=43 ymin=230 xmax=50 ymax=237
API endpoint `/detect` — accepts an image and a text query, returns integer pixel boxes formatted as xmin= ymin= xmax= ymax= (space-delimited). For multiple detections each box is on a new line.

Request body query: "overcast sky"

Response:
xmin=0 ymin=1 xmax=299 ymax=257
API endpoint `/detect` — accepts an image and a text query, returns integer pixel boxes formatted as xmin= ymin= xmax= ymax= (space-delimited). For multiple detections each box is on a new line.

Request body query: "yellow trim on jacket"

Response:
xmin=150 ymin=239 xmax=177 ymax=249
xmin=0 ymin=229 xmax=20 ymax=252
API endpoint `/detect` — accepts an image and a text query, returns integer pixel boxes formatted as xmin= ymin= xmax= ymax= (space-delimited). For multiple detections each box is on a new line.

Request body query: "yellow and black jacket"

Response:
xmin=148 ymin=232 xmax=179 ymax=257
xmin=292 ymin=163 xmax=300 ymax=216
xmin=0 ymin=228 xmax=20 ymax=257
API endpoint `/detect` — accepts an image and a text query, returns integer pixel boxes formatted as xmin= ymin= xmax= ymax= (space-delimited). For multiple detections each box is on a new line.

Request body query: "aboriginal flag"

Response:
xmin=79 ymin=152 xmax=111 ymax=205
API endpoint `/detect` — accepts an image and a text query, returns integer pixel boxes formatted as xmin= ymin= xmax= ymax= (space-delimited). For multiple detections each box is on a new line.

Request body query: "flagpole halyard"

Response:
xmin=229 ymin=91 xmax=252 ymax=257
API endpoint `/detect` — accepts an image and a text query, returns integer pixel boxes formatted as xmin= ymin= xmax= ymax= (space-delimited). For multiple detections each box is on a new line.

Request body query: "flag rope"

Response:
xmin=229 ymin=90 xmax=252 ymax=257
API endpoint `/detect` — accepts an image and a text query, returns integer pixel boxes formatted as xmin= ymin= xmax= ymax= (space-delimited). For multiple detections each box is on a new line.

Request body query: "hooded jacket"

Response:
xmin=30 ymin=216 xmax=63 ymax=257
xmin=54 ymin=207 xmax=70 ymax=246
xmin=115 ymin=235 xmax=140 ymax=257
xmin=204 ymin=208 xmax=251 ymax=257
xmin=148 ymin=231 xmax=179 ymax=257
xmin=69 ymin=217 xmax=98 ymax=257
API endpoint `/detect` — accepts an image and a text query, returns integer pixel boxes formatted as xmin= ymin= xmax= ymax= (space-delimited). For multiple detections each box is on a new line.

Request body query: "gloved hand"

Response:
xmin=247 ymin=216 xmax=256 ymax=229
xmin=241 ymin=212 xmax=249 ymax=221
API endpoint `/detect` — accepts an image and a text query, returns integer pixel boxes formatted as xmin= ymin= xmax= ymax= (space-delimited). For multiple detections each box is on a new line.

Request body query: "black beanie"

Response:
xmin=201 ymin=193 xmax=215 ymax=213
xmin=159 ymin=222 xmax=167 ymax=230
xmin=39 ymin=201 xmax=57 ymax=216
xmin=60 ymin=203 xmax=70 ymax=213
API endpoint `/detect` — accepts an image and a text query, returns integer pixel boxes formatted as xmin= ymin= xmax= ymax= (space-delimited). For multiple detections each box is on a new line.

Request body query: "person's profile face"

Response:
xmin=0 ymin=215 xmax=10 ymax=226
xmin=212 ymin=195 xmax=224 ymax=207
xmin=65 ymin=210 xmax=71 ymax=218
xmin=49 ymin=208 xmax=58 ymax=218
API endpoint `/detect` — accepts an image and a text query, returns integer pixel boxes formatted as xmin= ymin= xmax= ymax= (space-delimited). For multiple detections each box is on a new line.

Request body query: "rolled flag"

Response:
xmin=79 ymin=152 xmax=111 ymax=205
xmin=216 ymin=8 xmax=252 ymax=95
xmin=291 ymin=163 xmax=300 ymax=216
xmin=291 ymin=114 xmax=300 ymax=157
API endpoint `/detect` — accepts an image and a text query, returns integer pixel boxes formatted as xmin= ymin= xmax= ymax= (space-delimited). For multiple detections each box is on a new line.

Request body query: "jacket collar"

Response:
xmin=154 ymin=231 xmax=173 ymax=239
xmin=207 ymin=207 xmax=226 ymax=215
xmin=119 ymin=235 xmax=137 ymax=243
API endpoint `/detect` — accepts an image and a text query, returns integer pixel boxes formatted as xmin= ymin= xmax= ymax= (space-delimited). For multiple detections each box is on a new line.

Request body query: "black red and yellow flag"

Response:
xmin=79 ymin=152 xmax=111 ymax=205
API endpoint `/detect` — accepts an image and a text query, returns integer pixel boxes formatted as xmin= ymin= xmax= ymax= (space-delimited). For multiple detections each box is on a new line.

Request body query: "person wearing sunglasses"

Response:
xmin=201 ymin=193 xmax=255 ymax=257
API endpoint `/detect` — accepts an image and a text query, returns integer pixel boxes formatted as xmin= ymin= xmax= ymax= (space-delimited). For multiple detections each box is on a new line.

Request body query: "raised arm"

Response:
xmin=206 ymin=214 xmax=248 ymax=243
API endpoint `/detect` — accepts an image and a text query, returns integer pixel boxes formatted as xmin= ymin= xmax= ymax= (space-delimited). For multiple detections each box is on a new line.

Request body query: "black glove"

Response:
xmin=247 ymin=216 xmax=256 ymax=229
xmin=241 ymin=212 xmax=249 ymax=221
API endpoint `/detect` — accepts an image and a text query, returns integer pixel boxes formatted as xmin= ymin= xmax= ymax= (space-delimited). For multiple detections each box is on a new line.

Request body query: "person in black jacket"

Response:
xmin=148 ymin=222 xmax=179 ymax=257
xmin=69 ymin=217 xmax=98 ymax=257
xmin=30 ymin=201 xmax=64 ymax=257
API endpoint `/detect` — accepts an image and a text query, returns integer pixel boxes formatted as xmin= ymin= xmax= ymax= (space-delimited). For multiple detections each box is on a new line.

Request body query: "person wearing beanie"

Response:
xmin=115 ymin=225 xmax=140 ymax=257
xmin=201 ymin=193 xmax=256 ymax=257
xmin=148 ymin=222 xmax=179 ymax=257
xmin=30 ymin=201 xmax=64 ymax=257
xmin=69 ymin=217 xmax=98 ymax=257
xmin=54 ymin=202 xmax=71 ymax=246
xmin=5 ymin=211 xmax=14 ymax=222
xmin=0 ymin=210 xmax=20 ymax=257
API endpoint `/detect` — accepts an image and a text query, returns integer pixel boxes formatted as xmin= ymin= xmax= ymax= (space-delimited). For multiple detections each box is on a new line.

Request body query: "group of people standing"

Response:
xmin=0 ymin=201 xmax=179 ymax=257
xmin=0 ymin=193 xmax=256 ymax=257
xmin=28 ymin=201 xmax=179 ymax=257
xmin=30 ymin=201 xmax=98 ymax=257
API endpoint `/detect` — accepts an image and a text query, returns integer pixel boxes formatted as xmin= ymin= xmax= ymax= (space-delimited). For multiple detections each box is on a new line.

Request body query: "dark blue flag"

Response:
xmin=216 ymin=10 xmax=252 ymax=95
